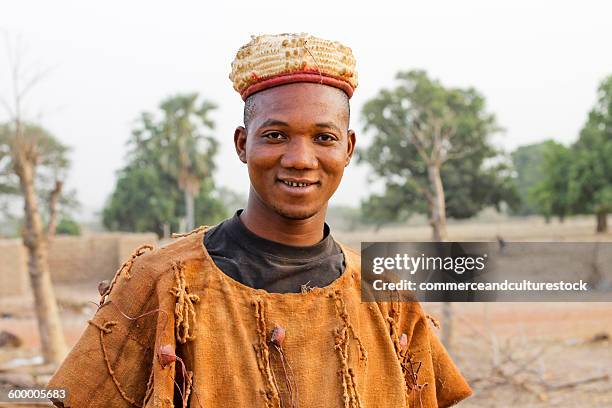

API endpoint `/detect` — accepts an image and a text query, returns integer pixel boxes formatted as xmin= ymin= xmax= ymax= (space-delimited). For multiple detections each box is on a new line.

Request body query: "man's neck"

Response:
xmin=239 ymin=195 xmax=327 ymax=247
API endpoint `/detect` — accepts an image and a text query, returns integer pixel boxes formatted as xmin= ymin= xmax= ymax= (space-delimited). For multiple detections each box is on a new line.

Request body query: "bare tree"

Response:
xmin=1 ymin=33 xmax=67 ymax=365
xmin=361 ymin=71 xmax=513 ymax=242
xmin=409 ymin=111 xmax=457 ymax=241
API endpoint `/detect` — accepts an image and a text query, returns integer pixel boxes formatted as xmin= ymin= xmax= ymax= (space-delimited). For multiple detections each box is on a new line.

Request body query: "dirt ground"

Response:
xmin=1 ymin=216 xmax=610 ymax=407
xmin=426 ymin=302 xmax=612 ymax=407
xmin=334 ymin=215 xmax=612 ymax=248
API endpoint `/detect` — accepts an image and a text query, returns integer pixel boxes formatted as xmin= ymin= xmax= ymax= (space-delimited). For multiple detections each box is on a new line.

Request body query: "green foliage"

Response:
xmin=131 ymin=94 xmax=219 ymax=196
xmin=56 ymin=217 xmax=81 ymax=235
xmin=567 ymin=75 xmax=612 ymax=217
xmin=0 ymin=123 xmax=69 ymax=191
xmin=532 ymin=75 xmax=612 ymax=229
xmin=0 ymin=122 xmax=78 ymax=231
xmin=358 ymin=70 xmax=517 ymax=226
xmin=511 ymin=141 xmax=558 ymax=215
xmin=531 ymin=141 xmax=572 ymax=221
xmin=194 ymin=178 xmax=230 ymax=226
xmin=103 ymin=164 xmax=180 ymax=235
xmin=103 ymin=93 xmax=228 ymax=236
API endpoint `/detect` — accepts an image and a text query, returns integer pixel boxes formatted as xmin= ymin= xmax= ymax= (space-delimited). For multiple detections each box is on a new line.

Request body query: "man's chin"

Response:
xmin=272 ymin=205 xmax=320 ymax=221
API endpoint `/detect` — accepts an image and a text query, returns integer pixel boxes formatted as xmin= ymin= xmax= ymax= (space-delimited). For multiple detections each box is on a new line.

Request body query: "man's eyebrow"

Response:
xmin=315 ymin=122 xmax=342 ymax=133
xmin=257 ymin=119 xmax=343 ymax=133
xmin=258 ymin=119 xmax=290 ymax=128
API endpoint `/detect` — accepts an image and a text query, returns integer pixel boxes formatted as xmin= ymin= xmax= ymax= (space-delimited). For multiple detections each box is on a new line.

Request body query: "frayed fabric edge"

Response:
xmin=99 ymin=244 xmax=154 ymax=306
xmin=330 ymin=290 xmax=366 ymax=408
xmin=387 ymin=306 xmax=429 ymax=408
xmin=170 ymin=261 xmax=200 ymax=344
xmin=252 ymin=298 xmax=282 ymax=408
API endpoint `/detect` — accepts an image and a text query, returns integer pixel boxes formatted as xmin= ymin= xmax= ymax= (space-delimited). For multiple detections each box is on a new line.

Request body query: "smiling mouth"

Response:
xmin=279 ymin=180 xmax=318 ymax=188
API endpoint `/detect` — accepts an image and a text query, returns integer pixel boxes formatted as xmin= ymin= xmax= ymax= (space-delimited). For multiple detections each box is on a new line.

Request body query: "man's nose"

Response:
xmin=280 ymin=137 xmax=318 ymax=169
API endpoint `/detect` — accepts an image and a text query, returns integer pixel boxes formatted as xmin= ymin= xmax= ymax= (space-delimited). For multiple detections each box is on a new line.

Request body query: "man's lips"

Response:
xmin=277 ymin=178 xmax=319 ymax=187
xmin=277 ymin=178 xmax=320 ymax=193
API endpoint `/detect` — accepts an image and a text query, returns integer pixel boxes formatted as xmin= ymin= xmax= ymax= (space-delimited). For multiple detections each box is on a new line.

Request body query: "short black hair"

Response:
xmin=243 ymin=95 xmax=257 ymax=128
xmin=243 ymin=90 xmax=351 ymax=129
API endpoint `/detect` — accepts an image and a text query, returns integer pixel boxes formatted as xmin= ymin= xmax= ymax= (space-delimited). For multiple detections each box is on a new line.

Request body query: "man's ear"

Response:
xmin=234 ymin=126 xmax=247 ymax=163
xmin=346 ymin=129 xmax=356 ymax=166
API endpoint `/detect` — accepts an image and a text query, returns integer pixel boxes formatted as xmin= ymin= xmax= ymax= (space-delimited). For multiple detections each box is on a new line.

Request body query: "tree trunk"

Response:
xmin=427 ymin=164 xmax=448 ymax=242
xmin=427 ymin=164 xmax=452 ymax=351
xmin=596 ymin=210 xmax=608 ymax=233
xmin=185 ymin=190 xmax=195 ymax=231
xmin=47 ymin=180 xmax=63 ymax=238
xmin=17 ymin=159 xmax=67 ymax=365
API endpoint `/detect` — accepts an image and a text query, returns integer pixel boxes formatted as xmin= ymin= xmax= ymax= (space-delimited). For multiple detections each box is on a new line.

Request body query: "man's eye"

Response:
xmin=264 ymin=132 xmax=285 ymax=140
xmin=316 ymin=134 xmax=337 ymax=142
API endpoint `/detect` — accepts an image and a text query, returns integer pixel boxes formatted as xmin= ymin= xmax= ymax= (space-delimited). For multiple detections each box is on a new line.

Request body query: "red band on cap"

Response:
xmin=241 ymin=72 xmax=354 ymax=101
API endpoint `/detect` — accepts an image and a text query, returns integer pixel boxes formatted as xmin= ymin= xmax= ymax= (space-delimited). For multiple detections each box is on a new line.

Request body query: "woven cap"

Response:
xmin=229 ymin=33 xmax=358 ymax=101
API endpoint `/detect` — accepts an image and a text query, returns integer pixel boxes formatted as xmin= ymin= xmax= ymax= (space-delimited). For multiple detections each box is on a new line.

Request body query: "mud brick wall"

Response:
xmin=0 ymin=233 xmax=158 ymax=296
xmin=49 ymin=233 xmax=158 ymax=283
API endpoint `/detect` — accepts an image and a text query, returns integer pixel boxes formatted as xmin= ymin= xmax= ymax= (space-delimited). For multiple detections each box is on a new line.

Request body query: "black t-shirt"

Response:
xmin=203 ymin=210 xmax=345 ymax=293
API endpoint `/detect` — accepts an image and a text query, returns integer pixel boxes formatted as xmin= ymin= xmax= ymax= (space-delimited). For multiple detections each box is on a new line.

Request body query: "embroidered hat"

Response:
xmin=229 ymin=33 xmax=358 ymax=101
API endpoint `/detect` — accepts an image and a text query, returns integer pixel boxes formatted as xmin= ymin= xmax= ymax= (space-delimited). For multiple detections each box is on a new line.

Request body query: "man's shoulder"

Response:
xmin=124 ymin=227 xmax=209 ymax=279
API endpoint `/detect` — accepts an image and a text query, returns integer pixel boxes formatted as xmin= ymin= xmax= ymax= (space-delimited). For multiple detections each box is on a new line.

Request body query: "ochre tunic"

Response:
xmin=48 ymin=229 xmax=472 ymax=407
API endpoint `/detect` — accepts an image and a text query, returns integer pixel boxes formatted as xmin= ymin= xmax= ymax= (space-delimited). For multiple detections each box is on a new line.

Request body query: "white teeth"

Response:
xmin=282 ymin=181 xmax=310 ymax=187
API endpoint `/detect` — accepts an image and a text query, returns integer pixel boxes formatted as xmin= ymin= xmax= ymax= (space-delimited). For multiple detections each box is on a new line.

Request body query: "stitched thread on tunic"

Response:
xmin=330 ymin=290 xmax=366 ymax=408
xmin=143 ymin=367 xmax=154 ymax=406
xmin=387 ymin=316 xmax=401 ymax=357
xmin=270 ymin=325 xmax=298 ymax=408
xmin=93 ymin=299 xmax=172 ymax=407
xmin=426 ymin=314 xmax=440 ymax=329
xmin=170 ymin=261 xmax=200 ymax=343
xmin=172 ymin=225 xmax=207 ymax=238
xmin=252 ymin=298 xmax=282 ymax=408
xmin=184 ymin=370 xmax=194 ymax=406
xmin=398 ymin=344 xmax=428 ymax=408
xmin=88 ymin=319 xmax=143 ymax=408
xmin=100 ymin=244 xmax=154 ymax=306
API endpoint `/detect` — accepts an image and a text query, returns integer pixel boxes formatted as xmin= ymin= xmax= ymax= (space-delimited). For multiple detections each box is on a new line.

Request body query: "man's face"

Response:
xmin=234 ymin=83 xmax=356 ymax=220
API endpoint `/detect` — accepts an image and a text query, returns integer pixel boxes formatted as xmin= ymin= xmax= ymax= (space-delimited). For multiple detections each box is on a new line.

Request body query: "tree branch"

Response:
xmin=46 ymin=179 xmax=63 ymax=238
xmin=406 ymin=177 xmax=433 ymax=204
xmin=409 ymin=126 xmax=433 ymax=164
xmin=18 ymin=67 xmax=52 ymax=102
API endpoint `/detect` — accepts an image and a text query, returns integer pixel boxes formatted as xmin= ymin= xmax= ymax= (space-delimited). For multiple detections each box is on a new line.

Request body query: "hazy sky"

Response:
xmin=1 ymin=0 xmax=611 ymax=219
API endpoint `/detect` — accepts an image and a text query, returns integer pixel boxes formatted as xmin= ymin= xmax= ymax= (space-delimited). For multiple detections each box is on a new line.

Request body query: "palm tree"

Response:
xmin=133 ymin=94 xmax=218 ymax=231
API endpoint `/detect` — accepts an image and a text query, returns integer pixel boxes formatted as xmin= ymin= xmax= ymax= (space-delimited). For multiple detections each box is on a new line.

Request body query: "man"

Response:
xmin=48 ymin=33 xmax=471 ymax=407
